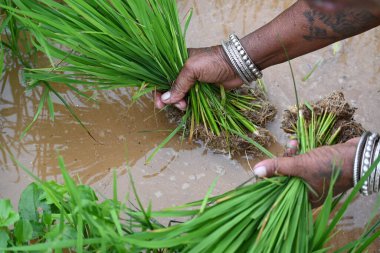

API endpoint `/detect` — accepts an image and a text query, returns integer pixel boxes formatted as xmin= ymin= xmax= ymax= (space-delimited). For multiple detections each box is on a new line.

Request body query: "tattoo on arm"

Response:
xmin=303 ymin=9 xmax=377 ymax=41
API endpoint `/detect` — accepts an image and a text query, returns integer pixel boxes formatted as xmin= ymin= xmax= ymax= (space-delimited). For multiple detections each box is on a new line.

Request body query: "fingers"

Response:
xmin=161 ymin=63 xmax=197 ymax=106
xmin=154 ymin=91 xmax=165 ymax=109
xmin=284 ymin=139 xmax=299 ymax=157
xmin=253 ymin=156 xmax=303 ymax=178
xmin=155 ymin=91 xmax=187 ymax=111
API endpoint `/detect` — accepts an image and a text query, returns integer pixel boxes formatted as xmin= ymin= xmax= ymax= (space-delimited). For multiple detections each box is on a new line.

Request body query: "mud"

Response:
xmin=237 ymin=86 xmax=278 ymax=127
xmin=192 ymin=125 xmax=274 ymax=156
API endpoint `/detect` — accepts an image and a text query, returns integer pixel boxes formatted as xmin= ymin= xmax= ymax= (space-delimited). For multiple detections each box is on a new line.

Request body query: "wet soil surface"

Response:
xmin=1 ymin=0 xmax=380 ymax=251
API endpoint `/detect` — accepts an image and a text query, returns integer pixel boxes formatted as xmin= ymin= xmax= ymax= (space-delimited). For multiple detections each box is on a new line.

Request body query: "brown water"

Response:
xmin=1 ymin=0 xmax=380 ymax=251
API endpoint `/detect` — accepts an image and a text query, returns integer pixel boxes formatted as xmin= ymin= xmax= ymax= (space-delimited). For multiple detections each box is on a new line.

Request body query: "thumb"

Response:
xmin=161 ymin=64 xmax=197 ymax=104
xmin=253 ymin=156 xmax=304 ymax=178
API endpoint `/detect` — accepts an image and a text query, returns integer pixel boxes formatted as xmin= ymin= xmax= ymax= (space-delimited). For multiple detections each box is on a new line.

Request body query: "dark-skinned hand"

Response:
xmin=254 ymin=138 xmax=359 ymax=207
xmin=154 ymin=46 xmax=241 ymax=110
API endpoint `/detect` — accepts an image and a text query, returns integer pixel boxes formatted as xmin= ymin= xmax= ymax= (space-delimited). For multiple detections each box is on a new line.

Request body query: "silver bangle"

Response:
xmin=367 ymin=134 xmax=379 ymax=195
xmin=360 ymin=132 xmax=379 ymax=196
xmin=226 ymin=41 xmax=256 ymax=82
xmin=229 ymin=34 xmax=262 ymax=80
xmin=372 ymin=139 xmax=380 ymax=193
xmin=354 ymin=132 xmax=370 ymax=187
xmin=221 ymin=41 xmax=250 ymax=85
xmin=221 ymin=34 xmax=263 ymax=85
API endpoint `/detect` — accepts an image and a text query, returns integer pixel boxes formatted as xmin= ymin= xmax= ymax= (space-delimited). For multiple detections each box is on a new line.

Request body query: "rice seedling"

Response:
xmin=1 ymin=0 xmax=274 ymax=160
xmin=0 ymin=0 xmax=36 ymax=68
xmin=302 ymin=59 xmax=323 ymax=82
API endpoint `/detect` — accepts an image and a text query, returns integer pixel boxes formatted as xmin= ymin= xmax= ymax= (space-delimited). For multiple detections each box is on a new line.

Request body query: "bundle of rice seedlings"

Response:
xmin=118 ymin=93 xmax=368 ymax=252
xmin=1 ymin=0 xmax=275 ymax=159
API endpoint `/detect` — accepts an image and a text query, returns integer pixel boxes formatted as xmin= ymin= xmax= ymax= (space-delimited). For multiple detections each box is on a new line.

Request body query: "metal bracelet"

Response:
xmin=221 ymin=41 xmax=250 ymax=85
xmin=354 ymin=132 xmax=370 ymax=187
xmin=229 ymin=34 xmax=262 ymax=80
xmin=368 ymin=134 xmax=379 ymax=195
xmin=373 ymin=139 xmax=380 ymax=193
xmin=360 ymin=133 xmax=378 ymax=196
xmin=360 ymin=134 xmax=372 ymax=195
xmin=226 ymin=41 xmax=256 ymax=82
xmin=221 ymin=34 xmax=263 ymax=85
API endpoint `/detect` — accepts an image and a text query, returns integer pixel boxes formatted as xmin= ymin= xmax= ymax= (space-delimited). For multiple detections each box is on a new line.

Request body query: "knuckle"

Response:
xmin=182 ymin=61 xmax=195 ymax=73
xmin=273 ymin=158 xmax=280 ymax=175
xmin=172 ymin=81 xmax=188 ymax=95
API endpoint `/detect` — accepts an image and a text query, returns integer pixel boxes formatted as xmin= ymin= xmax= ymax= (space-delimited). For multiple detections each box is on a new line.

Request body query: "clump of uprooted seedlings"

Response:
xmin=1 ymin=0 xmax=277 ymax=161
xmin=282 ymin=91 xmax=364 ymax=143
xmin=166 ymin=86 xmax=277 ymax=157
xmin=2 ymin=93 xmax=379 ymax=253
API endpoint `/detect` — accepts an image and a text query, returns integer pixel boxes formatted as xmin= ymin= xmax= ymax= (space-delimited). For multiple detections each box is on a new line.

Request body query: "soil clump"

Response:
xmin=165 ymin=87 xmax=277 ymax=157
xmin=281 ymin=91 xmax=365 ymax=143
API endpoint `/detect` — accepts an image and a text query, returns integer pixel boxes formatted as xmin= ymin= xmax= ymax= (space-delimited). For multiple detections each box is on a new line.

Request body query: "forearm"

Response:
xmin=241 ymin=0 xmax=380 ymax=70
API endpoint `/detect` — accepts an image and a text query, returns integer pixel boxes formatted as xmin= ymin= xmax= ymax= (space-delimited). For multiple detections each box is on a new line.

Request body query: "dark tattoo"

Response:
xmin=303 ymin=9 xmax=377 ymax=41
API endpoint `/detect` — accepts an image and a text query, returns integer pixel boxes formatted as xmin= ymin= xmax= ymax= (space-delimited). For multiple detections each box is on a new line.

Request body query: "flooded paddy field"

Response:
xmin=1 ymin=0 xmax=379 ymax=251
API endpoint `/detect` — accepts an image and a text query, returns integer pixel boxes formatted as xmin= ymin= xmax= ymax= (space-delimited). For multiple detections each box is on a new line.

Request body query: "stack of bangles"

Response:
xmin=354 ymin=132 xmax=380 ymax=196
xmin=222 ymin=34 xmax=263 ymax=85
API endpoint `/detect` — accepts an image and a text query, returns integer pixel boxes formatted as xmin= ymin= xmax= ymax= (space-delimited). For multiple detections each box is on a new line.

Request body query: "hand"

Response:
xmin=253 ymin=138 xmax=359 ymax=207
xmin=154 ymin=46 xmax=242 ymax=110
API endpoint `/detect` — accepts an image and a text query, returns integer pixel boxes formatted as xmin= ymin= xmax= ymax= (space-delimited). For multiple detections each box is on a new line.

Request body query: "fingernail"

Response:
xmin=175 ymin=102 xmax=185 ymax=111
xmin=161 ymin=92 xmax=171 ymax=101
xmin=253 ymin=166 xmax=267 ymax=177
xmin=289 ymin=140 xmax=298 ymax=147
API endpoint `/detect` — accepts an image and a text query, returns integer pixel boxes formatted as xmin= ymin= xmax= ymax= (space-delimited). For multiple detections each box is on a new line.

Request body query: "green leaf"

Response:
xmin=302 ymin=59 xmax=323 ymax=82
xmin=14 ymin=219 xmax=33 ymax=243
xmin=19 ymin=183 xmax=45 ymax=222
xmin=183 ymin=8 xmax=193 ymax=39
xmin=0 ymin=199 xmax=19 ymax=227
xmin=18 ymin=183 xmax=51 ymax=238
xmin=0 ymin=43 xmax=4 ymax=77
xmin=0 ymin=230 xmax=10 ymax=252
xmin=199 ymin=177 xmax=219 ymax=214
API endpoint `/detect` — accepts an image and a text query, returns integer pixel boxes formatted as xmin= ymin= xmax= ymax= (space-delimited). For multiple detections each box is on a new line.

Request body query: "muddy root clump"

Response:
xmin=281 ymin=91 xmax=365 ymax=143
xmin=165 ymin=86 xmax=277 ymax=156
xmin=193 ymin=125 xmax=275 ymax=157
xmin=227 ymin=86 xmax=277 ymax=127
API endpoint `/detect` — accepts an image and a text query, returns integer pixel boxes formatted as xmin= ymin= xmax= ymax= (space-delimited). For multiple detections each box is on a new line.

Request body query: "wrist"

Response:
xmin=240 ymin=33 xmax=272 ymax=70
xmin=221 ymin=34 xmax=263 ymax=85
xmin=216 ymin=45 xmax=239 ymax=80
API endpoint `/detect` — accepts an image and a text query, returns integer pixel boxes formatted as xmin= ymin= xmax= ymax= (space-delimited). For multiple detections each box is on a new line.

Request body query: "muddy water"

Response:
xmin=1 ymin=0 xmax=380 ymax=251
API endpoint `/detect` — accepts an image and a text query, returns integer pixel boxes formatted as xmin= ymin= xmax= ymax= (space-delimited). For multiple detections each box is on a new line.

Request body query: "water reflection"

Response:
xmin=0 ymin=59 xmax=193 ymax=183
